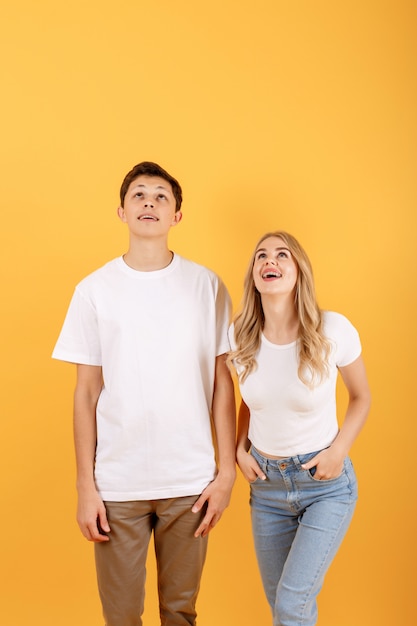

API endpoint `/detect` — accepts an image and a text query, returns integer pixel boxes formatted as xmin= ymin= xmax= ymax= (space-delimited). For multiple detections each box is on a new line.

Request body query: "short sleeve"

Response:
xmin=324 ymin=311 xmax=362 ymax=368
xmin=215 ymin=279 xmax=232 ymax=356
xmin=52 ymin=286 xmax=102 ymax=365
xmin=228 ymin=323 xmax=236 ymax=351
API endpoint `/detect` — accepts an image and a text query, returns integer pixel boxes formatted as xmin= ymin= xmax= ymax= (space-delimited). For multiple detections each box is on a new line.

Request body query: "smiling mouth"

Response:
xmin=138 ymin=215 xmax=158 ymax=221
xmin=262 ymin=271 xmax=282 ymax=279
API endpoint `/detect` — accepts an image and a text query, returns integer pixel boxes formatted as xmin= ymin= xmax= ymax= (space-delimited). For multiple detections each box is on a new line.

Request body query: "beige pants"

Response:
xmin=94 ymin=496 xmax=208 ymax=626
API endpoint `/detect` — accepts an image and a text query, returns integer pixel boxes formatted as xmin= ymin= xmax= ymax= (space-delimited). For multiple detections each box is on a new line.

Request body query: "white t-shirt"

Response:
xmin=53 ymin=254 xmax=231 ymax=501
xmin=229 ymin=311 xmax=361 ymax=456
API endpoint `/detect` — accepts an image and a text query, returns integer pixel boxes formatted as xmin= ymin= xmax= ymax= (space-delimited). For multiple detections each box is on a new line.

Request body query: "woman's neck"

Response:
xmin=261 ymin=297 xmax=299 ymax=345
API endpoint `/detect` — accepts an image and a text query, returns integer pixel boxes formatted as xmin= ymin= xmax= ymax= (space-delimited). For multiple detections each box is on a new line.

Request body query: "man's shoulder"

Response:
xmin=76 ymin=257 xmax=121 ymax=289
xmin=176 ymin=254 xmax=221 ymax=282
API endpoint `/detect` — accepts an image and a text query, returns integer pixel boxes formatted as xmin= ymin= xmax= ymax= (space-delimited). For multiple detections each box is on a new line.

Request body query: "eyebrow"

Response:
xmin=255 ymin=246 xmax=291 ymax=254
xmin=132 ymin=184 xmax=171 ymax=192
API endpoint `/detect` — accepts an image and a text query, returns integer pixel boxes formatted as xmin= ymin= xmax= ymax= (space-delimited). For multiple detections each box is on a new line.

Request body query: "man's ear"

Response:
xmin=172 ymin=211 xmax=182 ymax=226
xmin=117 ymin=206 xmax=126 ymax=222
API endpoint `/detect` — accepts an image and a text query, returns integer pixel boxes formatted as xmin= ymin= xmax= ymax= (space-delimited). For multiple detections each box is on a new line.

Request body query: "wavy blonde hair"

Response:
xmin=228 ymin=231 xmax=331 ymax=388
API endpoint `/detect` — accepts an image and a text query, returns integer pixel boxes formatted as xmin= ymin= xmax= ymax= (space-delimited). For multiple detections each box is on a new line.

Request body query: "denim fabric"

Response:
xmin=250 ymin=446 xmax=358 ymax=626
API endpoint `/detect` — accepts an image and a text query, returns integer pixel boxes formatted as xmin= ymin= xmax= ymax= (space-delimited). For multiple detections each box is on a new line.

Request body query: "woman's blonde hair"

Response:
xmin=228 ymin=231 xmax=331 ymax=387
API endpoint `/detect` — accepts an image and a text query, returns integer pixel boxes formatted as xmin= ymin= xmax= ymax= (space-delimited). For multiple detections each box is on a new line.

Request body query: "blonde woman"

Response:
xmin=228 ymin=231 xmax=370 ymax=626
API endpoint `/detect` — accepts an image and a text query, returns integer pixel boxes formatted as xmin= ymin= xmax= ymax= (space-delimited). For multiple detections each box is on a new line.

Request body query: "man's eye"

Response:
xmin=135 ymin=192 xmax=143 ymax=198
xmin=157 ymin=194 xmax=166 ymax=200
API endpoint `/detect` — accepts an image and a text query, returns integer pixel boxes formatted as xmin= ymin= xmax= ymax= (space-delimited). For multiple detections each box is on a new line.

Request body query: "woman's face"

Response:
xmin=252 ymin=236 xmax=298 ymax=297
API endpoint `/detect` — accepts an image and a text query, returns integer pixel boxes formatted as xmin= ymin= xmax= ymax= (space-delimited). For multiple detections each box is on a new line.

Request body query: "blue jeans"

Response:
xmin=250 ymin=447 xmax=358 ymax=626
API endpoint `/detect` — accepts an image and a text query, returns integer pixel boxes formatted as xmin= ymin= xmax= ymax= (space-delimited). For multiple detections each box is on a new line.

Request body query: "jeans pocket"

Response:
xmin=306 ymin=465 xmax=344 ymax=483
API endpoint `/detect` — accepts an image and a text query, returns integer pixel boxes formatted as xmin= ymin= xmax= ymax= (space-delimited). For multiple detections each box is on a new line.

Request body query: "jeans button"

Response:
xmin=280 ymin=463 xmax=287 ymax=469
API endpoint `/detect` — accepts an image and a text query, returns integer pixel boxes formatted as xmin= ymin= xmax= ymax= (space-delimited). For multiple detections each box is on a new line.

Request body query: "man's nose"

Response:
xmin=143 ymin=199 xmax=154 ymax=208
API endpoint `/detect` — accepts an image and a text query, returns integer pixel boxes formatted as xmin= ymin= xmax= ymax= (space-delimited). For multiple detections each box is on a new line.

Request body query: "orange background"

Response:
xmin=1 ymin=1 xmax=416 ymax=625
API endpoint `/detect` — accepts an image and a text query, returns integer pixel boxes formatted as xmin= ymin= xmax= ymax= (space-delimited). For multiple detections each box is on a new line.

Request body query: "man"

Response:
xmin=53 ymin=161 xmax=236 ymax=626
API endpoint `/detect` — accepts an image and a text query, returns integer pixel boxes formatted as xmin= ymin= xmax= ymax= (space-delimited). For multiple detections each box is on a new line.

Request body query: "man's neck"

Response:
xmin=122 ymin=239 xmax=174 ymax=272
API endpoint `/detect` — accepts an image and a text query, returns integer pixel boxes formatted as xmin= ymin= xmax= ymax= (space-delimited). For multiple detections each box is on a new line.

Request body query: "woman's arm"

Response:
xmin=236 ymin=400 xmax=266 ymax=482
xmin=302 ymin=354 xmax=371 ymax=479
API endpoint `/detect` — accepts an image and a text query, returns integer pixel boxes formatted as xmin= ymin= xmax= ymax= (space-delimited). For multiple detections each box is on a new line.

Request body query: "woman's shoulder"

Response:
xmin=323 ymin=310 xmax=351 ymax=324
xmin=322 ymin=311 xmax=358 ymax=338
xmin=322 ymin=311 xmax=361 ymax=365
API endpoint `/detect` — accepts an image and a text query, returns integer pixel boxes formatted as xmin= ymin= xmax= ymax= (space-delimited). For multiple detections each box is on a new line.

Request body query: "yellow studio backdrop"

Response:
xmin=0 ymin=1 xmax=415 ymax=624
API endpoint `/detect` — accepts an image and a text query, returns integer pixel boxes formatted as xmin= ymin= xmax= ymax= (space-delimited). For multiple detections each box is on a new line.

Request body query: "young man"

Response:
xmin=52 ymin=161 xmax=236 ymax=626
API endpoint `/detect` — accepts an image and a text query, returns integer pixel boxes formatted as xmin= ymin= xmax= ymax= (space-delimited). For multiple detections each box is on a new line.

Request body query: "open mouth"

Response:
xmin=262 ymin=271 xmax=281 ymax=279
xmin=138 ymin=214 xmax=158 ymax=221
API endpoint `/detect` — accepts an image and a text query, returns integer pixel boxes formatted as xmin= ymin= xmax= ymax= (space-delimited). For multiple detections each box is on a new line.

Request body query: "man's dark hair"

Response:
xmin=120 ymin=161 xmax=183 ymax=211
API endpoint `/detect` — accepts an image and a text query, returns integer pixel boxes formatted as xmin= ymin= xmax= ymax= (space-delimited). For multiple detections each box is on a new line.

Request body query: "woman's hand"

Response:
xmin=237 ymin=447 xmax=266 ymax=483
xmin=301 ymin=447 xmax=344 ymax=480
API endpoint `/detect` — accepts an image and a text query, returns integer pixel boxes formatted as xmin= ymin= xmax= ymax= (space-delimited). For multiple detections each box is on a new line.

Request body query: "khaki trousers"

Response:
xmin=94 ymin=496 xmax=208 ymax=626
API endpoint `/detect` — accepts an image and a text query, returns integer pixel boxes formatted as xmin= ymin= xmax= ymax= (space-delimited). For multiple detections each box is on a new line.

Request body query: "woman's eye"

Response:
xmin=278 ymin=252 xmax=288 ymax=258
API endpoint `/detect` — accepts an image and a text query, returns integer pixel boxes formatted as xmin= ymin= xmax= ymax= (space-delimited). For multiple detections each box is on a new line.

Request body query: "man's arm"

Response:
xmin=192 ymin=354 xmax=236 ymax=538
xmin=74 ymin=364 xmax=110 ymax=542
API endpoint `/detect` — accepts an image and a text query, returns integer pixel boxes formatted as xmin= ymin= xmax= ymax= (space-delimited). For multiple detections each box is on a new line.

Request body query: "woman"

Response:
xmin=228 ymin=231 xmax=371 ymax=626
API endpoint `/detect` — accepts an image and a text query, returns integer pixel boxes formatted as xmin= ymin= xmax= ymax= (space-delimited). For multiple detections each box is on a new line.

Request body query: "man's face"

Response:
xmin=118 ymin=175 xmax=182 ymax=237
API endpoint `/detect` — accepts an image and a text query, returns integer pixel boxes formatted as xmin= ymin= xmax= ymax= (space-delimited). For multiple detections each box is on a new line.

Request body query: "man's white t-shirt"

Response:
xmin=229 ymin=311 xmax=361 ymax=457
xmin=53 ymin=254 xmax=231 ymax=501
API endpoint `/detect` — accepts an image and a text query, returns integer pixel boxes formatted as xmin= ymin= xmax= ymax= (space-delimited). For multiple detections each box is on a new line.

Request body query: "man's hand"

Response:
xmin=191 ymin=472 xmax=235 ymax=538
xmin=77 ymin=488 xmax=111 ymax=542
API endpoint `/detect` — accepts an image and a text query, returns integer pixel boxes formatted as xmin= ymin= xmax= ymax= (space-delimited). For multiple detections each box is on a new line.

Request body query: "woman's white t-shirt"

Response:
xmin=53 ymin=254 xmax=231 ymax=501
xmin=229 ymin=311 xmax=361 ymax=456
